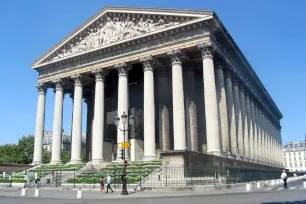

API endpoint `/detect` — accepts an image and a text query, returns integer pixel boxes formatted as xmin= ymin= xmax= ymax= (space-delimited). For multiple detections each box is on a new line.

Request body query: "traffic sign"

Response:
xmin=121 ymin=142 xmax=131 ymax=149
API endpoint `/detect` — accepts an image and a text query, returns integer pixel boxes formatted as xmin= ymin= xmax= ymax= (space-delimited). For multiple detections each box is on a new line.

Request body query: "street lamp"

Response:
xmin=113 ymin=111 xmax=134 ymax=195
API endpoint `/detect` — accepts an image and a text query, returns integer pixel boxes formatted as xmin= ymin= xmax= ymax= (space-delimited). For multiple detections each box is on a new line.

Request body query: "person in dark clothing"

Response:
xmin=100 ymin=177 xmax=104 ymax=193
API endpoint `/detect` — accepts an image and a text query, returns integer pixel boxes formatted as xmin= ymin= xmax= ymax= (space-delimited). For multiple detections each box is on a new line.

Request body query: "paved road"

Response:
xmin=264 ymin=178 xmax=305 ymax=192
xmin=0 ymin=179 xmax=305 ymax=204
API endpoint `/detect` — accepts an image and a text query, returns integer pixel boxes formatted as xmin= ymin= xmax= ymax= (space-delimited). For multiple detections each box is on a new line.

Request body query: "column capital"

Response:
xmin=36 ymin=83 xmax=47 ymax=94
xmin=140 ymin=56 xmax=155 ymax=72
xmin=52 ymin=79 xmax=64 ymax=91
xmin=71 ymin=74 xmax=83 ymax=87
xmin=167 ymin=49 xmax=183 ymax=65
xmin=115 ymin=62 xmax=131 ymax=76
xmin=197 ymin=42 xmax=214 ymax=59
xmin=92 ymin=68 xmax=109 ymax=82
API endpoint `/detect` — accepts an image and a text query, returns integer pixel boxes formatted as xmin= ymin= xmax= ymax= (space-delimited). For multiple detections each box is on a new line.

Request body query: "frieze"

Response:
xmin=38 ymin=27 xmax=210 ymax=79
xmin=47 ymin=15 xmax=183 ymax=63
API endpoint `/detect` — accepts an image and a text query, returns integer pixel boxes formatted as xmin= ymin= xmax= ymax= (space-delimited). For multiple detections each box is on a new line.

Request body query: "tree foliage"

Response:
xmin=0 ymin=135 xmax=34 ymax=164
xmin=0 ymin=135 xmax=87 ymax=164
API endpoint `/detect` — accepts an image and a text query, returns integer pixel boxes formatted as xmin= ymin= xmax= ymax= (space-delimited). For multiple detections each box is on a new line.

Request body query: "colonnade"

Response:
xmin=32 ymin=44 xmax=283 ymax=166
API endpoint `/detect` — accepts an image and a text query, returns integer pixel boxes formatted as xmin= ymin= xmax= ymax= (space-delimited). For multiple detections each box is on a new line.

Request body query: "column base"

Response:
xmin=49 ymin=160 xmax=62 ymax=165
xmin=224 ymin=152 xmax=233 ymax=159
xmin=31 ymin=161 xmax=42 ymax=166
xmin=92 ymin=159 xmax=105 ymax=164
xmin=142 ymin=155 xmax=156 ymax=161
xmin=207 ymin=150 xmax=222 ymax=157
xmin=68 ymin=160 xmax=83 ymax=164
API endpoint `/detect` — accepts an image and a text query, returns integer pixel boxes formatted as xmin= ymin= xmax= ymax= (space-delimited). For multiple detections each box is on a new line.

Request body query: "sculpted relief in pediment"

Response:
xmin=51 ymin=15 xmax=183 ymax=62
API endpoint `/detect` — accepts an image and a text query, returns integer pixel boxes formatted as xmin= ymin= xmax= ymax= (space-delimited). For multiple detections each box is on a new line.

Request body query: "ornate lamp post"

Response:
xmin=113 ymin=111 xmax=134 ymax=195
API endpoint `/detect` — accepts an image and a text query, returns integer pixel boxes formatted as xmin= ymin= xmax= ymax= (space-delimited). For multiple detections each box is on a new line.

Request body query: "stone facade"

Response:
xmin=31 ymin=7 xmax=283 ymax=167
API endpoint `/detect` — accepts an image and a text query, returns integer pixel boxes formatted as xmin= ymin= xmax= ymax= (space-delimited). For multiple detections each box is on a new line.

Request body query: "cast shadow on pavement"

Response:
xmin=263 ymin=201 xmax=306 ymax=204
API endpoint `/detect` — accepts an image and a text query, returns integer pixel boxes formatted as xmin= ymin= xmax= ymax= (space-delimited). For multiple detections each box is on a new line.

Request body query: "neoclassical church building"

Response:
xmin=31 ymin=7 xmax=283 ymax=167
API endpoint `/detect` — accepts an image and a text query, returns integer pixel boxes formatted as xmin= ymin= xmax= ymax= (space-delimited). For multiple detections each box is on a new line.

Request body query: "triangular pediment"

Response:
xmin=32 ymin=7 xmax=213 ymax=68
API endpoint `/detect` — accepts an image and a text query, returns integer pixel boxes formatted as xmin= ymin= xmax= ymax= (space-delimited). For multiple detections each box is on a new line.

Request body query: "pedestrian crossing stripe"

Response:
xmin=289 ymin=187 xmax=296 ymax=190
xmin=265 ymin=188 xmax=272 ymax=191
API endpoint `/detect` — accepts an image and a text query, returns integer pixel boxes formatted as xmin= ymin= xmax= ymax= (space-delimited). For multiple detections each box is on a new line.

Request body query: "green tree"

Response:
xmin=42 ymin=147 xmax=51 ymax=164
xmin=61 ymin=149 xmax=71 ymax=164
xmin=17 ymin=135 xmax=34 ymax=164
xmin=81 ymin=149 xmax=86 ymax=163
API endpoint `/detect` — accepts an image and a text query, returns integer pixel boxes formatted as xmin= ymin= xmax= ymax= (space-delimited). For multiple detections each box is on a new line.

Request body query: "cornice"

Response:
xmin=31 ymin=7 xmax=213 ymax=68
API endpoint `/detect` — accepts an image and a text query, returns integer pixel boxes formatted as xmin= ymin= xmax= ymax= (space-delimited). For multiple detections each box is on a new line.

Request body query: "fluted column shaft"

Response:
xmin=259 ymin=110 xmax=265 ymax=162
xmin=32 ymin=84 xmax=47 ymax=165
xmin=168 ymin=50 xmax=186 ymax=150
xmin=215 ymin=65 xmax=229 ymax=155
xmin=184 ymin=65 xmax=198 ymax=152
xmin=85 ymin=95 xmax=93 ymax=162
xmin=116 ymin=63 xmax=130 ymax=160
xmin=92 ymin=69 xmax=108 ymax=163
xmin=254 ymin=104 xmax=260 ymax=161
xmin=141 ymin=57 xmax=156 ymax=160
xmin=51 ymin=80 xmax=64 ymax=164
xmin=263 ymin=113 xmax=268 ymax=163
xmin=245 ymin=92 xmax=253 ymax=159
xmin=70 ymin=74 xmax=83 ymax=164
xmin=240 ymin=87 xmax=249 ymax=158
xmin=232 ymin=80 xmax=244 ymax=156
xmin=250 ymin=99 xmax=257 ymax=160
xmin=225 ymin=72 xmax=237 ymax=155
xmin=198 ymin=44 xmax=221 ymax=155
xmin=157 ymin=69 xmax=170 ymax=151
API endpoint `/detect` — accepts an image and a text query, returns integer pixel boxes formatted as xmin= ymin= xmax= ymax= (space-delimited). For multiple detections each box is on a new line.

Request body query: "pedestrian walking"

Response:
xmin=100 ymin=177 xmax=105 ymax=193
xmin=106 ymin=175 xmax=113 ymax=193
xmin=281 ymin=169 xmax=288 ymax=189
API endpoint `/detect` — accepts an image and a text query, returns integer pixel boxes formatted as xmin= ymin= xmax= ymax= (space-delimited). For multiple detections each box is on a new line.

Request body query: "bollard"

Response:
xmin=21 ymin=188 xmax=27 ymax=196
xmin=77 ymin=189 xmax=83 ymax=199
xmin=303 ymin=181 xmax=306 ymax=189
xmin=35 ymin=188 xmax=40 ymax=197
xmin=246 ymin=183 xmax=251 ymax=192
xmin=256 ymin=182 xmax=260 ymax=189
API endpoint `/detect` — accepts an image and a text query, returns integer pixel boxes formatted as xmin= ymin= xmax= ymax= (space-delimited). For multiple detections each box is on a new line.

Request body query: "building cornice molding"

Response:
xmin=31 ymin=7 xmax=213 ymax=68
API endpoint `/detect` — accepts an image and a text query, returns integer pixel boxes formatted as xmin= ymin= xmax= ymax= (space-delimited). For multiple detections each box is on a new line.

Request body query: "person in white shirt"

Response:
xmin=106 ymin=175 xmax=113 ymax=193
xmin=281 ymin=170 xmax=288 ymax=189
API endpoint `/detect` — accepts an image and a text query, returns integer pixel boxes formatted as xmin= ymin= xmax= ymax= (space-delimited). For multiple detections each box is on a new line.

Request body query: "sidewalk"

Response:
xmin=0 ymin=186 xmax=251 ymax=200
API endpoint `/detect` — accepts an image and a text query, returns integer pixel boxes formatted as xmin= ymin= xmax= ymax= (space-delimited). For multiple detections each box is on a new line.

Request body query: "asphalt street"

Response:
xmin=0 ymin=178 xmax=305 ymax=204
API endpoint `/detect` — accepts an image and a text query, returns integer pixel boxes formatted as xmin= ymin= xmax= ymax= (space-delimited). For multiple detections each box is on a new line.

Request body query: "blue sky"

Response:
xmin=0 ymin=0 xmax=305 ymax=146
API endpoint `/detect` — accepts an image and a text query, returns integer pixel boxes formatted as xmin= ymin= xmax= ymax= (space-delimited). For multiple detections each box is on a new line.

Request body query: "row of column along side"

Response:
xmin=32 ymin=44 xmax=283 ymax=166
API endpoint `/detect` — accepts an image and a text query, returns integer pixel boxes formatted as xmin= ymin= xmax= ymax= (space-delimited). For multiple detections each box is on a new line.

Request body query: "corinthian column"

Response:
xmin=239 ymin=86 xmax=249 ymax=158
xmin=167 ymin=49 xmax=186 ymax=150
xmin=197 ymin=44 xmax=221 ymax=155
xmin=50 ymin=79 xmax=64 ymax=164
xmin=256 ymin=105 xmax=262 ymax=162
xmin=184 ymin=63 xmax=198 ymax=152
xmin=157 ymin=68 xmax=170 ymax=151
xmin=115 ymin=63 xmax=130 ymax=160
xmin=245 ymin=92 xmax=253 ymax=159
xmin=250 ymin=98 xmax=257 ymax=160
xmin=215 ymin=64 xmax=229 ymax=156
xmin=141 ymin=56 xmax=156 ymax=160
xmin=225 ymin=71 xmax=237 ymax=155
xmin=69 ymin=74 xmax=83 ymax=164
xmin=254 ymin=103 xmax=260 ymax=161
xmin=32 ymin=83 xmax=47 ymax=165
xmin=92 ymin=69 xmax=108 ymax=163
xmin=232 ymin=79 xmax=244 ymax=156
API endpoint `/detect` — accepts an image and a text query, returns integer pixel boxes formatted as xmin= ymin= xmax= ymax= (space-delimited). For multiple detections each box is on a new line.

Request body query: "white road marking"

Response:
xmin=289 ymin=187 xmax=296 ymax=190
xmin=265 ymin=188 xmax=272 ymax=191
xmin=276 ymin=187 xmax=283 ymax=191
